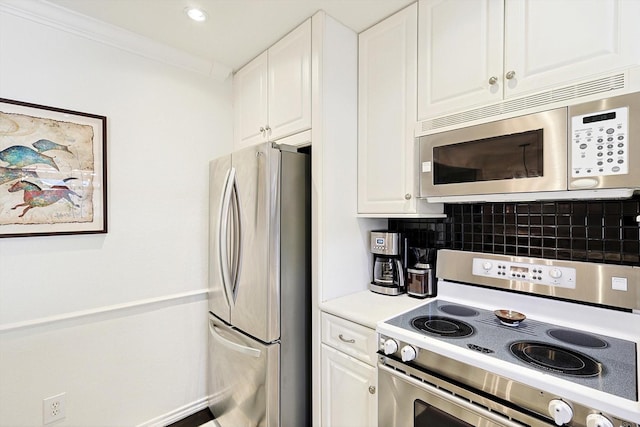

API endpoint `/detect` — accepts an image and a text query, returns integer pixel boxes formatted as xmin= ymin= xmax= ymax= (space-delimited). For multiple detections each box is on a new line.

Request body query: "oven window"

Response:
xmin=415 ymin=399 xmax=474 ymax=427
xmin=433 ymin=129 xmax=544 ymax=184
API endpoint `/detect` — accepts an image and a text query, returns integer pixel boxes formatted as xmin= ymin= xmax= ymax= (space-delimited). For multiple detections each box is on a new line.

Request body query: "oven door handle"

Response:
xmin=378 ymin=364 xmax=525 ymax=427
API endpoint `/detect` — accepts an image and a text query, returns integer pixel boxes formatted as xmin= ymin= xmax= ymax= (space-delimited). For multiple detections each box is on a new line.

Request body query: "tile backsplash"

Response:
xmin=389 ymin=197 xmax=640 ymax=266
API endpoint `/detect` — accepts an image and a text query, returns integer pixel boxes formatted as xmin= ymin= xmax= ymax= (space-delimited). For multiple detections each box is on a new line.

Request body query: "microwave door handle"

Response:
xmin=208 ymin=320 xmax=261 ymax=358
xmin=219 ymin=167 xmax=235 ymax=308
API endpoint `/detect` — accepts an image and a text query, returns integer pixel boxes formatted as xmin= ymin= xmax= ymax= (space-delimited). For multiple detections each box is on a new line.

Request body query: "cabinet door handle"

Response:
xmin=368 ymin=386 xmax=376 ymax=394
xmin=404 ymin=193 xmax=412 ymax=200
xmin=259 ymin=126 xmax=265 ymax=133
xmin=488 ymin=76 xmax=498 ymax=85
xmin=505 ymin=70 xmax=516 ymax=80
xmin=338 ymin=334 xmax=355 ymax=343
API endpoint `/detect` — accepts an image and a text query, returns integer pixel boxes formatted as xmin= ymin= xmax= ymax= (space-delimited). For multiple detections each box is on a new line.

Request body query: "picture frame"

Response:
xmin=0 ymin=98 xmax=107 ymax=238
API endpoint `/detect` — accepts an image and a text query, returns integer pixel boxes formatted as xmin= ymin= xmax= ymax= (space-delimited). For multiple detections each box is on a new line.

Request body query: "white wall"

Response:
xmin=0 ymin=5 xmax=233 ymax=426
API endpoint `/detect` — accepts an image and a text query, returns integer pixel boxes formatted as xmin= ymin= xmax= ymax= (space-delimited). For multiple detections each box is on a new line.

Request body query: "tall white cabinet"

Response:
xmin=357 ymin=3 xmax=443 ymax=215
xmin=233 ymin=19 xmax=311 ymax=149
xmin=418 ymin=0 xmax=640 ymax=121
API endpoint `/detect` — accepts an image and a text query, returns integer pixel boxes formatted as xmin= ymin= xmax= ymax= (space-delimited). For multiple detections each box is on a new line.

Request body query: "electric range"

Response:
xmin=377 ymin=250 xmax=640 ymax=427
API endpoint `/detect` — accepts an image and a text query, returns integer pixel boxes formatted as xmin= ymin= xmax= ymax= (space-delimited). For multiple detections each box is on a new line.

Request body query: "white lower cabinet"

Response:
xmin=321 ymin=313 xmax=377 ymax=426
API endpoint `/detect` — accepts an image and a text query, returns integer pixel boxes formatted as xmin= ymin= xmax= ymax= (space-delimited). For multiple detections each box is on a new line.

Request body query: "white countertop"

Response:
xmin=320 ymin=290 xmax=431 ymax=329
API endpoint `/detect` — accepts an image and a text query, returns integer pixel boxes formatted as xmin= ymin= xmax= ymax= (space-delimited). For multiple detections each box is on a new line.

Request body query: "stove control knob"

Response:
xmin=400 ymin=345 xmax=417 ymax=362
xmin=548 ymin=399 xmax=573 ymax=425
xmin=585 ymin=414 xmax=613 ymax=427
xmin=482 ymin=261 xmax=493 ymax=270
xmin=549 ymin=268 xmax=562 ymax=279
xmin=382 ymin=339 xmax=398 ymax=355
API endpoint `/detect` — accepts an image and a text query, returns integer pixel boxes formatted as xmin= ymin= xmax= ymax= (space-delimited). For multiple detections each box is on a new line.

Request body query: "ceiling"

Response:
xmin=45 ymin=0 xmax=414 ymax=73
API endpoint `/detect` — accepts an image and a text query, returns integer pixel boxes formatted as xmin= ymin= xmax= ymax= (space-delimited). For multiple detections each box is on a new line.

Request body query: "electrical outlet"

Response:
xmin=43 ymin=392 xmax=66 ymax=424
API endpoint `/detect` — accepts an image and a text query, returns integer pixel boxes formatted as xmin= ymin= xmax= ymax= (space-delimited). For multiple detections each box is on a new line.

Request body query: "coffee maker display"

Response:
xmin=369 ymin=231 xmax=406 ymax=296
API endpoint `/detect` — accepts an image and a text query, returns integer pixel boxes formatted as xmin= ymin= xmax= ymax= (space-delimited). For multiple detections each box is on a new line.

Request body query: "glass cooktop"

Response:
xmin=384 ymin=299 xmax=638 ymax=401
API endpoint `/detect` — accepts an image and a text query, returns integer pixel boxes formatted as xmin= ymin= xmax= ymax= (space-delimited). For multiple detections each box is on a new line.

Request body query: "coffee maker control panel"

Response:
xmin=370 ymin=232 xmax=401 ymax=256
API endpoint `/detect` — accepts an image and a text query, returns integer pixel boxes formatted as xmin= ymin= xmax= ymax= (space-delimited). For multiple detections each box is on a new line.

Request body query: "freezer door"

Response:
xmin=230 ymin=143 xmax=281 ymax=342
xmin=208 ymin=314 xmax=279 ymax=427
xmin=208 ymin=155 xmax=233 ymax=322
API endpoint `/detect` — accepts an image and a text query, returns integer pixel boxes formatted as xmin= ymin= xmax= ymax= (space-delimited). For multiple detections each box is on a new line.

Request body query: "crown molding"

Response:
xmin=0 ymin=0 xmax=232 ymax=81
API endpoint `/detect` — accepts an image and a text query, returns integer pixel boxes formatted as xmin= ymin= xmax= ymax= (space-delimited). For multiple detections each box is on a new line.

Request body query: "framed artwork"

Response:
xmin=0 ymin=98 xmax=107 ymax=238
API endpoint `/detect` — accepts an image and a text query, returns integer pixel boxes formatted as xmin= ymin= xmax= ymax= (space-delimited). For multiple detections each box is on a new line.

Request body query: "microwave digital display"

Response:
xmin=583 ymin=112 xmax=616 ymax=124
xmin=433 ymin=129 xmax=544 ymax=185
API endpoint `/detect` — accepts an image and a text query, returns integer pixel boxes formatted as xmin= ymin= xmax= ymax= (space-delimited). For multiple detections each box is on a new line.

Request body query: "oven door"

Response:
xmin=378 ymin=364 xmax=548 ymax=427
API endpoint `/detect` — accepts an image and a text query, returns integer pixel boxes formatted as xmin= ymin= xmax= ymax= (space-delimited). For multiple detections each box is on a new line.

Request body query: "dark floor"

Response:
xmin=166 ymin=408 xmax=213 ymax=427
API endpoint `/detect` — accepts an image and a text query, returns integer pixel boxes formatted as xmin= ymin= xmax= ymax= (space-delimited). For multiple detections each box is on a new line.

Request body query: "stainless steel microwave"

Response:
xmin=419 ymin=92 xmax=640 ymax=202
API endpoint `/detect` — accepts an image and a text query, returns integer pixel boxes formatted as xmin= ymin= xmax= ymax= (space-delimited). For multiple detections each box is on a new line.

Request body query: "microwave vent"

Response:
xmin=421 ymin=73 xmax=626 ymax=133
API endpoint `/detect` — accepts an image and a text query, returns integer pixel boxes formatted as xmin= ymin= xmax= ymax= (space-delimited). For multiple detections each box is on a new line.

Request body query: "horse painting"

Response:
xmin=8 ymin=178 xmax=80 ymax=218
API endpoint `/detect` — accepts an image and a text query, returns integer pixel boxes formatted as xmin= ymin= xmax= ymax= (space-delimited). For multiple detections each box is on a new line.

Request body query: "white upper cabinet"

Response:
xmin=234 ymin=19 xmax=311 ymax=149
xmin=504 ymin=0 xmax=640 ymax=98
xmin=358 ymin=3 xmax=442 ymax=215
xmin=417 ymin=0 xmax=504 ymax=120
xmin=418 ymin=0 xmax=640 ymax=121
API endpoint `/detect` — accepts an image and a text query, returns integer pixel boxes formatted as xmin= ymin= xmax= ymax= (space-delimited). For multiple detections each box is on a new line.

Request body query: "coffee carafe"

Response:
xmin=369 ymin=231 xmax=406 ymax=296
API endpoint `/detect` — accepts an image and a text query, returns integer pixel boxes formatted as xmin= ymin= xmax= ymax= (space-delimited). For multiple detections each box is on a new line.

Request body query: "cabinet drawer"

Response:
xmin=321 ymin=312 xmax=377 ymax=365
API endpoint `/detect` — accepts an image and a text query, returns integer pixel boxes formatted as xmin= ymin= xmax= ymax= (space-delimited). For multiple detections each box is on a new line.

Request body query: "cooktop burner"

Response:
xmin=509 ymin=341 xmax=602 ymax=377
xmin=547 ymin=329 xmax=608 ymax=348
xmin=382 ymin=299 xmax=637 ymax=401
xmin=411 ymin=316 xmax=474 ymax=338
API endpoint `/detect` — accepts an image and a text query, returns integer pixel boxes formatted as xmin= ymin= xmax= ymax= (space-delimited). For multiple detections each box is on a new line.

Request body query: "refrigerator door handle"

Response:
xmin=219 ymin=167 xmax=236 ymax=308
xmin=209 ymin=319 xmax=261 ymax=358
xmin=229 ymin=172 xmax=242 ymax=300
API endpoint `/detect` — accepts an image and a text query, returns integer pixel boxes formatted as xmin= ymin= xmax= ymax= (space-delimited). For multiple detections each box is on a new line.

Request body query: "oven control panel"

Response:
xmin=472 ymin=257 xmax=576 ymax=289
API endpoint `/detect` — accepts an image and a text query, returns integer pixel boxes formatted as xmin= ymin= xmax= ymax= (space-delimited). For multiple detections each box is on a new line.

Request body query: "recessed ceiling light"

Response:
xmin=185 ymin=7 xmax=208 ymax=22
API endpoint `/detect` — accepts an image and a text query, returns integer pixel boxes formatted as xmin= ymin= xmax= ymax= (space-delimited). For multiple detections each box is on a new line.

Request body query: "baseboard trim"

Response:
xmin=137 ymin=397 xmax=211 ymax=427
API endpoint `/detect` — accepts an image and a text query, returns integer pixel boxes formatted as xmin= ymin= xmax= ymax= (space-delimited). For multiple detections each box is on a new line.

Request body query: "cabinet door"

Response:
xmin=321 ymin=344 xmax=376 ymax=427
xmin=504 ymin=0 xmax=640 ymax=98
xmin=417 ymin=0 xmax=504 ymax=120
xmin=233 ymin=52 xmax=268 ymax=149
xmin=358 ymin=3 xmax=419 ymax=214
xmin=267 ymin=19 xmax=311 ymax=141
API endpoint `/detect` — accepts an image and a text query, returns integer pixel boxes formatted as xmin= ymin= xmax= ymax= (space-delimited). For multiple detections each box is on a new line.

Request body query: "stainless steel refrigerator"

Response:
xmin=207 ymin=142 xmax=310 ymax=427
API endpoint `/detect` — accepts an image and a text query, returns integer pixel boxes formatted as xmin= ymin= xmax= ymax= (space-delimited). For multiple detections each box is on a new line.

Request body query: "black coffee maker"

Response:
xmin=369 ymin=231 xmax=406 ymax=296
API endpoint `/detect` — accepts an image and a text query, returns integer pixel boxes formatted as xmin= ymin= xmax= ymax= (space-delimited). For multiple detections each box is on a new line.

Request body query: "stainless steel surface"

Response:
xmin=419 ymin=92 xmax=640 ymax=201
xmin=406 ymin=266 xmax=436 ymax=298
xmin=209 ymin=155 xmax=232 ymax=323
xmin=568 ymin=92 xmax=640 ymax=191
xmin=369 ymin=231 xmax=401 ymax=255
xmin=208 ymin=142 xmax=310 ymax=427
xmin=368 ymin=281 xmax=405 ymax=296
xmin=436 ymin=249 xmax=640 ymax=311
xmin=378 ymin=359 xmax=544 ymax=427
xmin=419 ymin=107 xmax=568 ymax=197
xmin=378 ymin=343 xmax=637 ymax=427
xmin=208 ymin=314 xmax=279 ymax=427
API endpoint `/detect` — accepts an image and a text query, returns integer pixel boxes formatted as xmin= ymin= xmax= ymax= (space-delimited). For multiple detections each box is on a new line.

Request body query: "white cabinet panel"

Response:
xmin=417 ymin=0 xmax=640 ymax=123
xmin=233 ymin=19 xmax=311 ymax=149
xmin=233 ymin=52 xmax=268 ymax=148
xmin=417 ymin=0 xmax=503 ymax=120
xmin=504 ymin=0 xmax=640 ymax=98
xmin=321 ymin=344 xmax=376 ymax=427
xmin=268 ymin=20 xmax=311 ymax=141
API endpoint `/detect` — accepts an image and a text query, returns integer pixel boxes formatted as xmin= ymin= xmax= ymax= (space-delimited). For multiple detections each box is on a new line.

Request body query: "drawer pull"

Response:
xmin=338 ymin=334 xmax=355 ymax=344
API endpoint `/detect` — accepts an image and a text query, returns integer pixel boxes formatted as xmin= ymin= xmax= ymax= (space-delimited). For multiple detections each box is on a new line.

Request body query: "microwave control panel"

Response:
xmin=570 ymin=106 xmax=629 ymax=178
xmin=472 ymin=257 xmax=576 ymax=289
